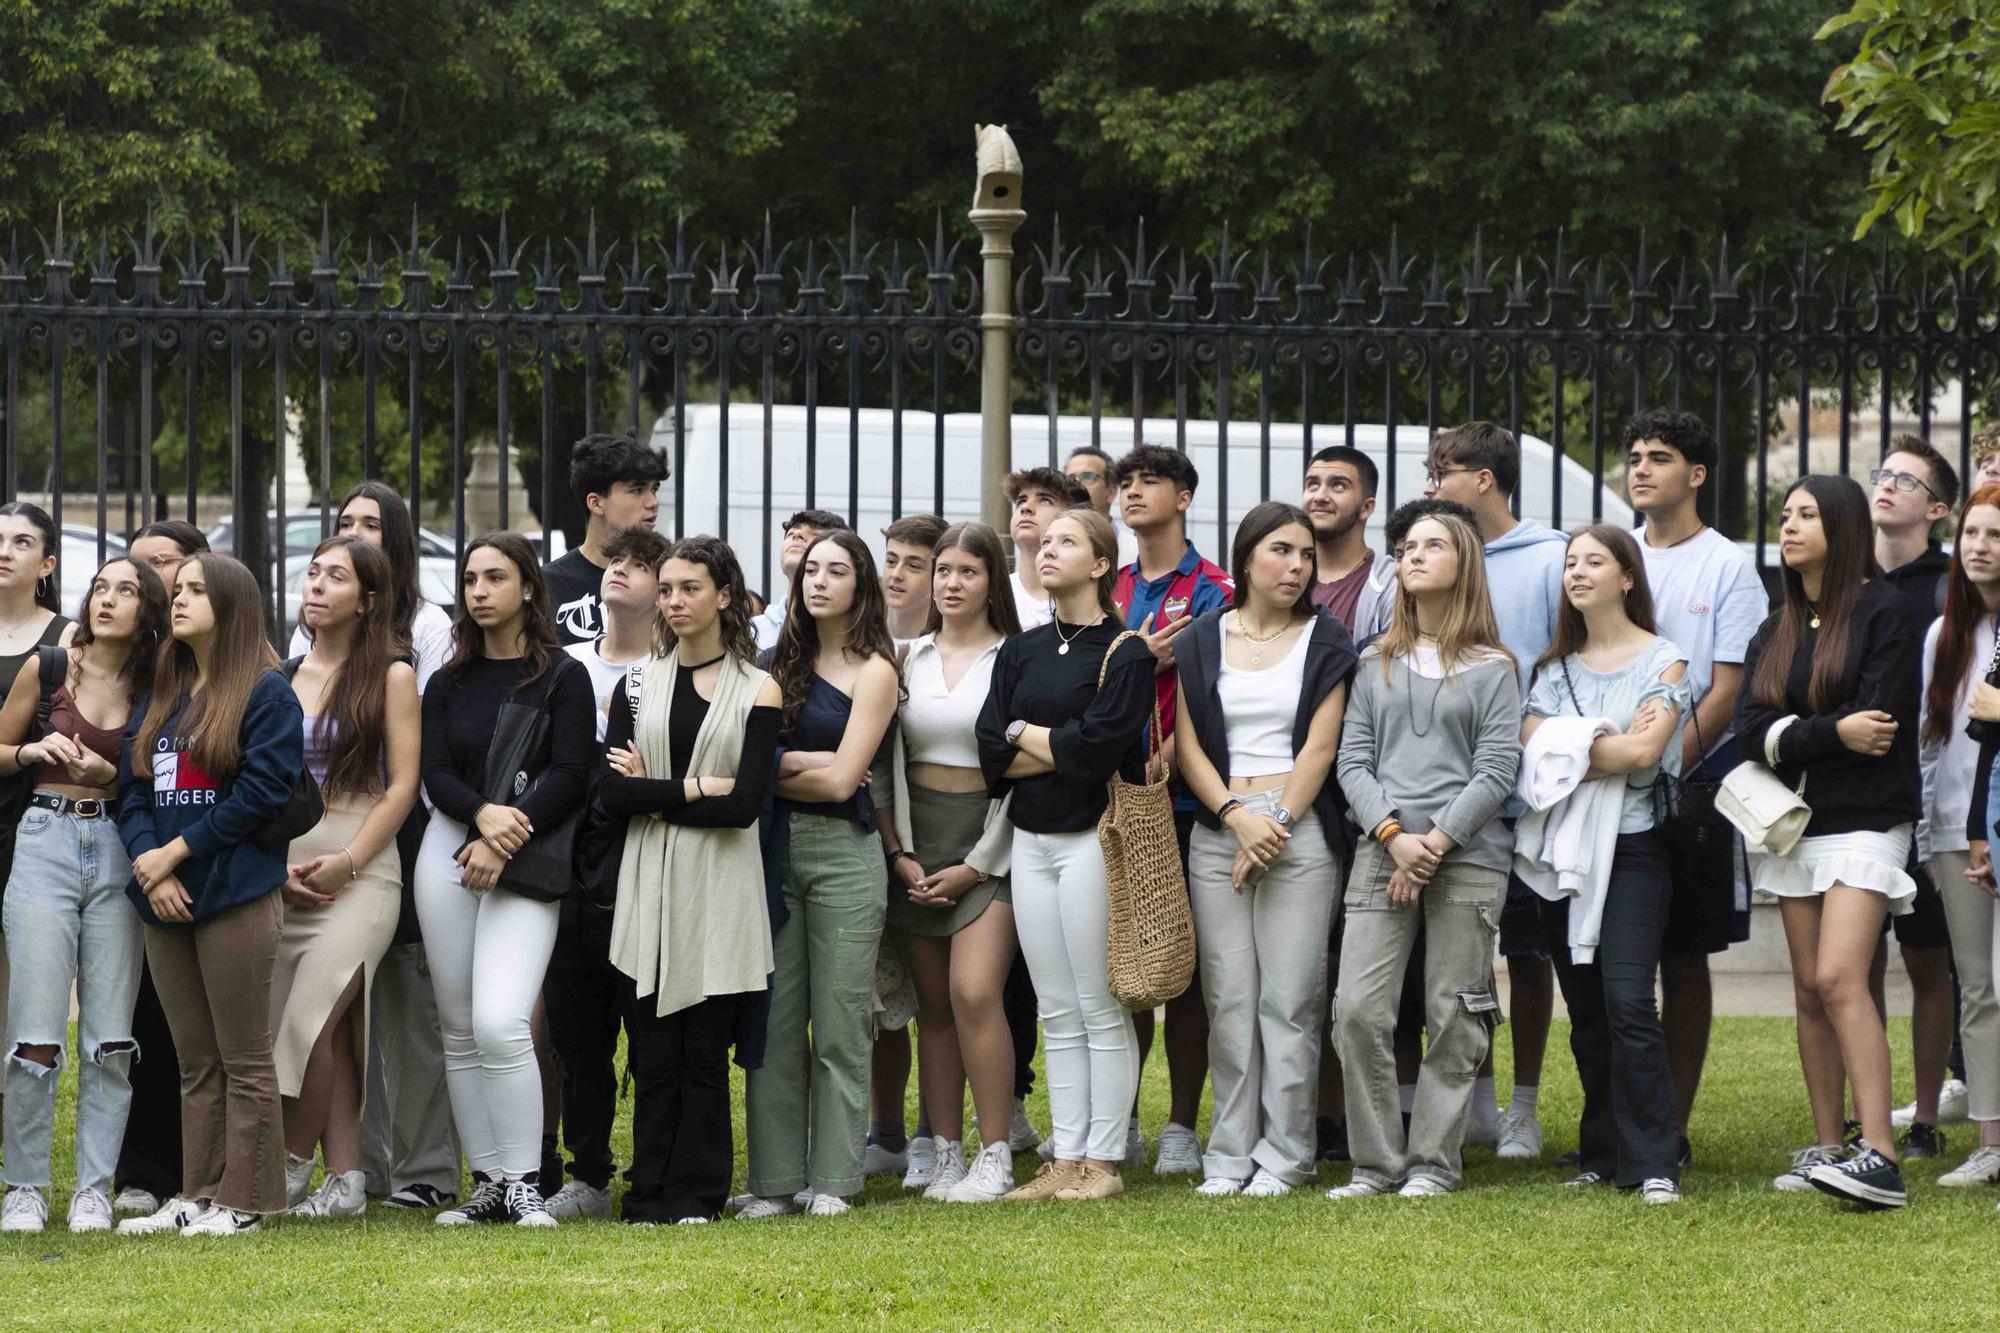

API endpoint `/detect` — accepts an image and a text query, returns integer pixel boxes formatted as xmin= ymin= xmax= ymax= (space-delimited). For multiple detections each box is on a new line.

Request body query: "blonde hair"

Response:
xmin=1043 ymin=507 xmax=1121 ymax=618
xmin=1375 ymin=511 xmax=1511 ymax=679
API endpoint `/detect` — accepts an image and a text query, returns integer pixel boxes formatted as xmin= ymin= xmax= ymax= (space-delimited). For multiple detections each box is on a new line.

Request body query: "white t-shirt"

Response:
xmin=752 ymin=595 xmax=786 ymax=654
xmin=1919 ymin=613 xmax=1994 ymax=857
xmin=1010 ymin=570 xmax=1053 ymax=630
xmin=1633 ymin=526 xmax=1769 ymax=762
xmin=564 ymin=638 xmax=653 ymax=742
xmin=289 ymin=598 xmax=454 ymax=696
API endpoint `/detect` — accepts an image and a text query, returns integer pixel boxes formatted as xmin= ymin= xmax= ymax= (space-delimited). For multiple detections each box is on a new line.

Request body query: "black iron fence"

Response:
xmin=1 ymin=210 xmax=1996 ymax=635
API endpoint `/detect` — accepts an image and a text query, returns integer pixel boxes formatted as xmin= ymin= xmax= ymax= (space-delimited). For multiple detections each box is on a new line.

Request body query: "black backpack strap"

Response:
xmin=34 ymin=645 xmax=66 ymax=717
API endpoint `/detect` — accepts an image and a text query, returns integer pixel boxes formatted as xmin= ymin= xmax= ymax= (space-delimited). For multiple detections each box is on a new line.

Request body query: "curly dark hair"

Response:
xmin=443 ymin=531 xmax=562 ymax=691
xmin=1622 ymin=409 xmax=1717 ymax=473
xmin=1110 ymin=443 xmax=1199 ymax=496
xmin=70 ymin=556 xmax=169 ymax=706
xmin=770 ymin=529 xmax=899 ymax=735
xmin=568 ymin=430 xmax=669 ymax=504
xmin=655 ymin=535 xmax=758 ymax=666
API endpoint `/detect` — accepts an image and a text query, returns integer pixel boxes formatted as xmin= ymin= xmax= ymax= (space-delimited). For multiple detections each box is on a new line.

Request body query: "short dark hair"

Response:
xmin=131 ymin=519 xmax=210 ymax=555
xmin=1622 ymin=409 xmax=1718 ymax=473
xmin=883 ymin=513 xmax=947 ymax=549
xmin=784 ymin=508 xmax=849 ymax=534
xmin=1111 ymin=443 xmax=1198 ymax=496
xmin=1005 ymin=467 xmax=1090 ymax=509
xmin=568 ymin=431 xmax=668 ymax=504
xmin=603 ymin=525 xmax=670 ymax=571
xmin=1428 ymin=422 xmax=1519 ymax=497
xmin=1309 ymin=445 xmax=1379 ymax=499
xmin=1888 ymin=433 xmax=1961 ymax=511
xmin=1066 ymin=445 xmax=1115 ymax=471
xmin=1385 ymin=498 xmax=1477 ymax=551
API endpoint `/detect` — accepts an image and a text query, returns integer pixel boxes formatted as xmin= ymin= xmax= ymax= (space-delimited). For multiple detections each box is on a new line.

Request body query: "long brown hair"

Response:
xmin=770 ymin=529 xmax=898 ymax=734
xmin=443 ymin=532 xmax=560 ymax=690
xmin=1535 ymin=525 xmax=1658 ymax=677
xmin=1230 ymin=501 xmax=1318 ymax=616
xmin=71 ymin=557 xmax=170 ymax=705
xmin=1752 ymin=475 xmax=1881 ymax=712
xmin=132 ymin=553 xmax=280 ymax=778
xmin=655 ymin=535 xmax=758 ymax=665
xmin=1375 ymin=511 xmax=1510 ymax=679
xmin=922 ymin=522 xmax=1023 ymax=638
xmin=307 ymin=537 xmax=398 ymax=798
xmin=333 ymin=481 xmax=425 ymax=645
xmin=1925 ymin=483 xmax=2000 ymax=745
xmin=1043 ymin=508 xmax=1122 ymax=619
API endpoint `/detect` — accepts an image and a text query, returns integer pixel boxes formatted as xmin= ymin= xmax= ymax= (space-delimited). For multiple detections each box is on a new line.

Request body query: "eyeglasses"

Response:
xmin=1869 ymin=468 xmax=1943 ymax=501
xmin=1069 ymin=469 xmax=1102 ymax=484
xmin=1425 ymin=466 xmax=1474 ymax=487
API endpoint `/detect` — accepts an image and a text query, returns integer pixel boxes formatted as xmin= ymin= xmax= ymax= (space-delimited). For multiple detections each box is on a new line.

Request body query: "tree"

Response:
xmin=1819 ymin=0 xmax=2000 ymax=264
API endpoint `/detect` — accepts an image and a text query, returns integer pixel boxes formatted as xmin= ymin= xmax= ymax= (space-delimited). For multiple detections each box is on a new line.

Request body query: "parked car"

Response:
xmin=206 ymin=510 xmax=458 ymax=628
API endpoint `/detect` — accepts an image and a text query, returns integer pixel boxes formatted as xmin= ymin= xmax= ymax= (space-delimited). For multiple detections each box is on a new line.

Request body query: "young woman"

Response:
xmin=272 ymin=538 xmax=420 ymax=1217
xmin=1519 ymin=525 xmax=1689 ymax=1204
xmin=975 ymin=507 xmax=1155 ymax=1203
xmin=0 ymin=558 xmax=166 ymax=1234
xmin=1175 ymin=501 xmax=1354 ymax=1199
xmin=876 ymin=522 xmax=1023 ymax=1204
xmin=287 ymin=481 xmax=452 ymax=672
xmin=739 ymin=531 xmax=899 ymax=1219
xmin=599 ymin=536 xmax=781 ymax=1224
xmin=417 ymin=533 xmax=595 ymax=1228
xmin=1927 ymin=487 xmax=2000 ymax=1188
xmin=1736 ymin=474 xmax=1921 ymax=1209
xmin=1329 ymin=509 xmax=1520 ymax=1200
xmin=113 ymin=553 xmax=305 ymax=1237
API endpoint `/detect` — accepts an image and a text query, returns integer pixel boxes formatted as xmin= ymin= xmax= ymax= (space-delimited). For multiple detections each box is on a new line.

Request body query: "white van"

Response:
xmin=651 ymin=405 xmax=1632 ymax=587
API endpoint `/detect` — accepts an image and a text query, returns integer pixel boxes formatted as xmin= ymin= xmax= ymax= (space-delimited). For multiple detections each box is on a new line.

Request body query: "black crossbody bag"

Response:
xmin=465 ymin=655 xmax=585 ymax=902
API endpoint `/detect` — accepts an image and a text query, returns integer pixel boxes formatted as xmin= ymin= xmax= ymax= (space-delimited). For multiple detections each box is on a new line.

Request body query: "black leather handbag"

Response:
xmin=251 ymin=658 xmax=326 ymax=853
xmin=471 ymin=656 xmax=584 ymax=902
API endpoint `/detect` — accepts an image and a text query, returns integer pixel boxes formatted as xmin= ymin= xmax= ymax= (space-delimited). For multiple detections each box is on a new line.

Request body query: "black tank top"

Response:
xmin=0 ymin=615 xmax=70 ymax=695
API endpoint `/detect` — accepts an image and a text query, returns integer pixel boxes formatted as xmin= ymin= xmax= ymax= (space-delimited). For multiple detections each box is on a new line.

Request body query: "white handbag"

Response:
xmin=1715 ymin=761 xmax=1811 ymax=856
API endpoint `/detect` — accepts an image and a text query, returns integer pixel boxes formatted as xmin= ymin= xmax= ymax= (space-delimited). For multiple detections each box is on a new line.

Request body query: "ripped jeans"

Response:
xmin=1 ymin=803 xmax=143 ymax=1194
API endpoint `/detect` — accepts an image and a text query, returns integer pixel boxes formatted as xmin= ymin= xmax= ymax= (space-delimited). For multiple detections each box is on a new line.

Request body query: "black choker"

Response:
xmin=683 ymin=653 xmax=726 ymax=670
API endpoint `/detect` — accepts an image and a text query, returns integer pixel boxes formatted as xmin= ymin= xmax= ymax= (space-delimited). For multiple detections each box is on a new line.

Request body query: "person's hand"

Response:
xmin=456 ymin=839 xmax=506 ymax=892
xmin=293 ymin=851 xmax=352 ymax=896
xmin=1970 ymin=841 xmax=1996 ymax=898
xmin=476 ymin=803 xmax=533 ymax=856
xmin=61 ymin=747 xmax=116 ymax=787
xmin=778 ymin=750 xmax=836 ymax=777
xmin=1226 ymin=806 xmax=1289 ymax=869
xmin=1386 ymin=866 xmax=1426 ymax=909
xmin=1386 ymin=831 xmax=1440 ymax=879
xmin=132 ymin=844 xmax=185 ymax=892
xmin=914 ymin=863 xmax=982 ymax=906
xmin=890 ymin=853 xmax=926 ymax=899
xmin=12 ymin=736 xmax=61 ymax=770
xmin=1138 ymin=610 xmax=1192 ymax=673
xmin=1418 ymin=827 xmax=1454 ymax=863
xmin=608 ymin=745 xmax=647 ymax=779
xmin=1230 ymin=847 xmax=1265 ymax=893
xmin=282 ymin=871 xmax=335 ymax=910
xmin=1834 ymin=709 xmax=1898 ymax=756
xmin=1971 ymin=681 xmax=2000 ymax=723
xmin=1627 ymin=699 xmax=1667 ymax=735
xmin=146 ymin=873 xmax=194 ymax=923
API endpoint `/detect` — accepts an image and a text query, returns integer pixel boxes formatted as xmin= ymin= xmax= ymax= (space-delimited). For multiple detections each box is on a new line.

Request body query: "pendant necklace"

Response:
xmin=1055 ymin=615 xmax=1100 ymax=655
xmin=1236 ymin=610 xmax=1289 ymax=667
xmin=1806 ymin=599 xmax=1821 ymax=630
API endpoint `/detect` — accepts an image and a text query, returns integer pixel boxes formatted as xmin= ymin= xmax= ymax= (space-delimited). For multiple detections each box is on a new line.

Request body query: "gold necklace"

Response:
xmin=1236 ymin=610 xmax=1290 ymax=668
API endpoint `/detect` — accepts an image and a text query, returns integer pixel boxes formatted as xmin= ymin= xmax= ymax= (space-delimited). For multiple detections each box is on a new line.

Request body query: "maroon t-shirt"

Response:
xmin=1310 ymin=552 xmax=1373 ymax=631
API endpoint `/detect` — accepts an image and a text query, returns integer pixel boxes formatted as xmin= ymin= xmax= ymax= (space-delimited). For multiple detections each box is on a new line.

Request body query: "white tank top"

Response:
xmin=1217 ymin=617 xmax=1310 ymax=777
xmin=901 ymin=635 xmax=998 ymax=768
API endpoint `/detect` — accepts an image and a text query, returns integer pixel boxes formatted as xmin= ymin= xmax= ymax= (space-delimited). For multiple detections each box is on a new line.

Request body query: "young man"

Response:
xmin=1420 ymin=421 xmax=1568 ymax=1160
xmin=1065 ymin=444 xmax=1139 ymax=565
xmin=541 ymin=431 xmax=668 ymax=646
xmin=881 ymin=513 xmax=947 ymax=645
xmin=1974 ymin=430 xmax=2000 ymax=493
xmin=542 ymin=527 xmax=668 ymax=1217
xmin=1112 ymin=443 xmax=1235 ymax=1175
xmin=1303 ymin=445 xmax=1394 ymax=630
xmin=1871 ymin=433 xmax=1968 ymax=1152
xmin=1623 ymin=409 xmax=1770 ymax=1162
xmin=1004 ymin=467 xmax=1086 ymax=630
xmin=752 ymin=508 xmax=849 ymax=652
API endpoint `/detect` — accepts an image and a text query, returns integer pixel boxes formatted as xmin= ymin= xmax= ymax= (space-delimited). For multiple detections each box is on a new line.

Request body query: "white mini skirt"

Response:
xmin=1749 ymin=825 xmax=1916 ymax=916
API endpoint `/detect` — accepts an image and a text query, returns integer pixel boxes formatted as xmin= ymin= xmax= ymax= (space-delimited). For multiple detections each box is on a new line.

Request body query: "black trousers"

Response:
xmin=621 ymin=985 xmax=746 ymax=1224
xmin=543 ymin=896 xmax=626 ymax=1191
xmin=1537 ymin=830 xmax=1679 ymax=1187
xmin=1004 ymin=946 xmax=1038 ymax=1100
xmin=114 ymin=958 xmax=182 ymax=1198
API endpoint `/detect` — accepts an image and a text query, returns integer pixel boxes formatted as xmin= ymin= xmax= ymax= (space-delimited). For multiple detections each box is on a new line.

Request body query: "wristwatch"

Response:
xmin=1273 ymin=807 xmax=1295 ymax=830
xmin=1005 ymin=719 xmax=1028 ymax=748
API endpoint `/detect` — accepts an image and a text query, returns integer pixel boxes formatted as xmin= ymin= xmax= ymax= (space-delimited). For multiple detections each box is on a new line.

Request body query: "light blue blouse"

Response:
xmin=1525 ymin=636 xmax=1691 ymax=833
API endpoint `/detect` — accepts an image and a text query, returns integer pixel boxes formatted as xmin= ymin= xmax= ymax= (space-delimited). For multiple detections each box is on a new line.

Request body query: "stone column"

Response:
xmin=969 ymin=124 xmax=1025 ymax=545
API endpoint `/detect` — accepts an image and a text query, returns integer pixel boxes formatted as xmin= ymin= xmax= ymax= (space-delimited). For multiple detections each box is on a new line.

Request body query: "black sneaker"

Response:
xmin=436 ymin=1175 xmax=507 ymax=1226
xmin=384 ymin=1182 xmax=458 ymax=1210
xmin=1808 ymin=1144 xmax=1907 ymax=1210
xmin=1843 ymin=1119 xmax=1864 ymax=1150
xmin=1898 ymin=1122 xmax=1946 ymax=1159
xmin=1315 ymin=1117 xmax=1350 ymax=1164
xmin=504 ymin=1178 xmax=558 ymax=1228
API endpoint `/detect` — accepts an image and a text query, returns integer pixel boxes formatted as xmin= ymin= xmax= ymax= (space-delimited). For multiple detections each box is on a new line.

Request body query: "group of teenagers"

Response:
xmin=4 ymin=409 xmax=2000 ymax=1237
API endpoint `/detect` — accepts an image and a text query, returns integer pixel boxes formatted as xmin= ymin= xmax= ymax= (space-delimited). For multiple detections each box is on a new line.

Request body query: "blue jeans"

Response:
xmin=1 ymin=804 xmax=144 ymax=1194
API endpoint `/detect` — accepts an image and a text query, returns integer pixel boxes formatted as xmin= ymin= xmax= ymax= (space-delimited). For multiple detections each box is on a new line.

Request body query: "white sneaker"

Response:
xmin=920 ymin=1140 xmax=967 ymax=1200
xmin=544 ymin=1179 xmax=612 ymax=1219
xmin=1398 ymin=1176 xmax=1452 ymax=1197
xmin=674 ymin=1215 xmax=709 ymax=1225
xmin=1639 ymin=1178 xmax=1681 ymax=1205
xmin=118 ymin=1195 xmax=209 ymax=1235
xmin=67 ymin=1187 xmax=115 ymax=1233
xmin=2 ymin=1186 xmax=48 ymax=1233
xmin=903 ymin=1135 xmax=938 ymax=1190
xmin=1242 ymin=1167 xmax=1291 ymax=1198
xmin=734 ymin=1194 xmax=804 ymax=1221
xmin=1495 ymin=1108 xmax=1543 ymax=1161
xmin=943 ymin=1142 xmax=1014 ymax=1203
xmin=1153 ymin=1123 xmax=1203 ymax=1175
xmin=1195 ymin=1175 xmax=1244 ymax=1197
xmin=290 ymin=1170 xmax=368 ymax=1218
xmin=1327 ymin=1178 xmax=1395 ymax=1200
xmin=1007 ymin=1099 xmax=1043 ymax=1153
xmin=861 ymin=1141 xmax=908 ymax=1179
xmin=1464 ymin=1114 xmax=1501 ymax=1149
xmin=1940 ymin=1145 xmax=2000 ymax=1187
xmin=1773 ymin=1144 xmax=1845 ymax=1192
xmin=284 ymin=1152 xmax=318 ymax=1208
xmin=806 ymin=1192 xmax=852 ymax=1217
xmin=1895 ymin=1078 xmax=1972 ymax=1127
xmin=111 ymin=1187 xmax=159 ymax=1216
xmin=1124 ymin=1120 xmax=1147 ymax=1168
xmin=182 ymin=1206 xmax=260 ymax=1237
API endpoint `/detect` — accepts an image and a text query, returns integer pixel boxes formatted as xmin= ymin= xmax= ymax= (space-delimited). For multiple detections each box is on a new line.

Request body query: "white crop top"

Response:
xmin=901 ymin=635 xmax=999 ymax=768
xmin=1217 ymin=617 xmax=1310 ymax=778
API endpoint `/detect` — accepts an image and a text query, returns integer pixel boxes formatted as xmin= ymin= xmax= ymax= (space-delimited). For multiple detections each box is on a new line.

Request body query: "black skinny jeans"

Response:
xmin=621 ymin=985 xmax=747 ymax=1224
xmin=543 ymin=896 xmax=626 ymax=1191
xmin=114 ymin=959 xmax=183 ymax=1198
xmin=1536 ymin=830 xmax=1679 ymax=1187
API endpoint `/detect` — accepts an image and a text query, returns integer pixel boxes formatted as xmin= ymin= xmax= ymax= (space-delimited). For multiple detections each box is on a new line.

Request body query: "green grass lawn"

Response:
xmin=4 ymin=1016 xmax=1993 ymax=1329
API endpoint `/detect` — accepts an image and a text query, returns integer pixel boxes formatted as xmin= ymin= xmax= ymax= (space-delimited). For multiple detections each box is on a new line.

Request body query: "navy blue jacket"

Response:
xmin=1175 ymin=606 xmax=1359 ymax=863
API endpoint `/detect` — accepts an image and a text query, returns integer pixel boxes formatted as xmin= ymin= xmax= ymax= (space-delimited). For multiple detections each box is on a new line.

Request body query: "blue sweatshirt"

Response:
xmin=118 ymin=670 xmax=305 ymax=926
xmin=1482 ymin=518 xmax=1568 ymax=694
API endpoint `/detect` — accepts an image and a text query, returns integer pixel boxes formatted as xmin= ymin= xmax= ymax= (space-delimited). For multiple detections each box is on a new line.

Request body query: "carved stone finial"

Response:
xmin=973 ymin=123 xmax=1023 ymax=212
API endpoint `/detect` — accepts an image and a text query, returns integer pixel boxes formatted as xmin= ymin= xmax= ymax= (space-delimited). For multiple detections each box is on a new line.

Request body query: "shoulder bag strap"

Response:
xmin=1096 ymin=628 xmax=1164 ymax=768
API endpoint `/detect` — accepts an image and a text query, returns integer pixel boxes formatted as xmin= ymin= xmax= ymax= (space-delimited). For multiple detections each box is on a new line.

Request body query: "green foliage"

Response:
xmin=1819 ymin=0 xmax=2000 ymax=263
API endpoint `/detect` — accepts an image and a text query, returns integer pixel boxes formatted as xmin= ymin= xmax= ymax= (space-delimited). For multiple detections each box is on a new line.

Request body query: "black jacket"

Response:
xmin=1175 ymin=607 xmax=1359 ymax=862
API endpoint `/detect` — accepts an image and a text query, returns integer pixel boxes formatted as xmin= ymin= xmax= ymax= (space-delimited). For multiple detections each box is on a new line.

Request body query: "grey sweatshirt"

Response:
xmin=1336 ymin=646 xmax=1523 ymax=874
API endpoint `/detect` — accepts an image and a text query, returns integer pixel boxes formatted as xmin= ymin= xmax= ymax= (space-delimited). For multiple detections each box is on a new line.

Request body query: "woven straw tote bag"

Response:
xmin=1095 ymin=630 xmax=1197 ymax=1009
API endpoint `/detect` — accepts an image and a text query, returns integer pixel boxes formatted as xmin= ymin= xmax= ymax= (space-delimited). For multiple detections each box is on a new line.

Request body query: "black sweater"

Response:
xmin=598 ymin=670 xmax=779 ymax=828
xmin=421 ymin=654 xmax=597 ymax=829
xmin=975 ymin=618 xmax=1156 ymax=834
xmin=1733 ymin=580 xmax=1921 ymax=837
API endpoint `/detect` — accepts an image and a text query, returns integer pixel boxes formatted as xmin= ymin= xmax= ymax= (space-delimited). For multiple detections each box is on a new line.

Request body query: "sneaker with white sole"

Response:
xmin=544 ymin=1179 xmax=612 ymax=1219
xmin=117 ymin=1195 xmax=209 ymax=1235
xmin=1125 ymin=1120 xmax=1147 ymax=1169
xmin=1774 ymin=1144 xmax=1846 ymax=1192
xmin=1242 ymin=1167 xmax=1291 ymax=1198
xmin=290 ymin=1170 xmax=368 ymax=1218
xmin=1195 ymin=1175 xmax=1244 ymax=1197
xmin=674 ymin=1215 xmax=709 ymax=1225
xmin=383 ymin=1183 xmax=457 ymax=1210
xmin=1808 ymin=1143 xmax=1906 ymax=1210
xmin=734 ymin=1194 xmax=805 ymax=1220
xmin=1563 ymin=1170 xmax=1608 ymax=1187
xmin=2 ymin=1186 xmax=48 ymax=1233
xmin=67 ymin=1187 xmax=115 ymax=1233
xmin=1464 ymin=1113 xmax=1501 ymax=1149
xmin=944 ymin=1142 xmax=1014 ymax=1203
xmin=806 ymin=1192 xmax=852 ymax=1217
xmin=1639 ymin=1178 xmax=1681 ymax=1204
xmin=436 ymin=1176 xmax=508 ymax=1226
xmin=504 ymin=1179 xmax=558 ymax=1227
xmin=1495 ymin=1108 xmax=1543 ymax=1161
xmin=921 ymin=1140 xmax=967 ymax=1200
xmin=182 ymin=1206 xmax=260 ymax=1237
xmin=903 ymin=1135 xmax=939 ymax=1190
xmin=284 ymin=1152 xmax=318 ymax=1208
xmin=861 ymin=1141 xmax=908 ymax=1179
xmin=1893 ymin=1077 xmax=1971 ymax=1127
xmin=1007 ymin=1099 xmax=1043 ymax=1153
xmin=1398 ymin=1176 xmax=1453 ymax=1197
xmin=1153 ymin=1123 xmax=1203 ymax=1175
xmin=1940 ymin=1145 xmax=2000 ymax=1187
xmin=1327 ymin=1178 xmax=1397 ymax=1200
xmin=111 ymin=1187 xmax=159 ymax=1216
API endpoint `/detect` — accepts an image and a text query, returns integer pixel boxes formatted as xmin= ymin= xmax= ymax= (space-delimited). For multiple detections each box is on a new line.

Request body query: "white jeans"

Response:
xmin=1010 ymin=828 xmax=1138 ymax=1163
xmin=413 ymin=811 xmax=558 ymax=1181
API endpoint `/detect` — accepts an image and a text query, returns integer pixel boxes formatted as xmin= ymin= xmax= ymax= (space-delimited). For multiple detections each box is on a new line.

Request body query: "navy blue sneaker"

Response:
xmin=1808 ymin=1144 xmax=1906 ymax=1210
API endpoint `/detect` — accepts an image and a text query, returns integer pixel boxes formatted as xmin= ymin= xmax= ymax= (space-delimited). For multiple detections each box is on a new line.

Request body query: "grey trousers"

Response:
xmin=1188 ymin=799 xmax=1337 ymax=1185
xmin=1933 ymin=850 xmax=2000 ymax=1122
xmin=1334 ymin=840 xmax=1506 ymax=1191
xmin=359 ymin=941 xmax=462 ymax=1196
